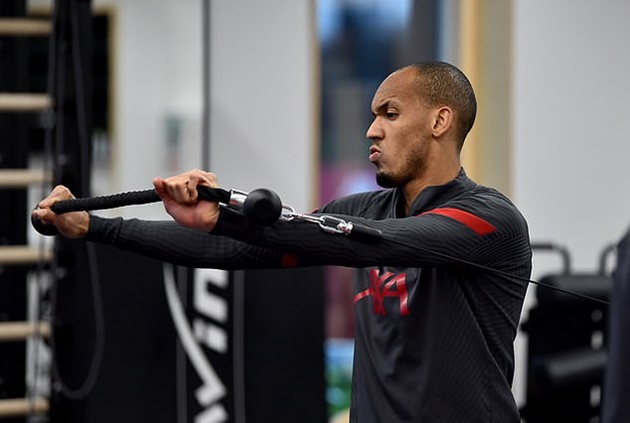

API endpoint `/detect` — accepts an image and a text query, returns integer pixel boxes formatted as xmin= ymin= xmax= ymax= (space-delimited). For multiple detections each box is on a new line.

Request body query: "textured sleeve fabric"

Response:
xmin=85 ymin=215 xmax=288 ymax=269
xmin=212 ymin=189 xmax=530 ymax=276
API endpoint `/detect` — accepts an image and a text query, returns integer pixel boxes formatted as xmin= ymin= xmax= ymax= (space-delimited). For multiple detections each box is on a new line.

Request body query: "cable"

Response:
xmin=48 ymin=237 xmax=105 ymax=400
xmin=380 ymin=236 xmax=611 ymax=307
xmin=280 ymin=208 xmax=611 ymax=307
xmin=45 ymin=2 xmax=106 ymax=401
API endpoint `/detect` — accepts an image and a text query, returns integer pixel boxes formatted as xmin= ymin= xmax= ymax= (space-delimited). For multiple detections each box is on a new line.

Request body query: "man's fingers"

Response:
xmin=31 ymin=208 xmax=44 ymax=221
xmin=38 ymin=185 xmax=74 ymax=209
xmin=164 ymin=173 xmax=199 ymax=203
xmin=32 ymin=207 xmax=55 ymax=225
xmin=153 ymin=177 xmax=167 ymax=199
xmin=189 ymin=170 xmax=218 ymax=187
xmin=156 ymin=169 xmax=220 ymax=206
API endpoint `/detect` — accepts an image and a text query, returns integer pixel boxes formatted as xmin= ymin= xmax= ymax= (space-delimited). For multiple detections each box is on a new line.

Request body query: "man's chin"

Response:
xmin=376 ymin=172 xmax=397 ymax=188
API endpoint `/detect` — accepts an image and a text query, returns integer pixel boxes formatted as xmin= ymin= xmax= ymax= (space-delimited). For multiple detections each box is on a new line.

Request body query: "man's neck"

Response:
xmin=402 ymin=164 xmax=461 ymax=214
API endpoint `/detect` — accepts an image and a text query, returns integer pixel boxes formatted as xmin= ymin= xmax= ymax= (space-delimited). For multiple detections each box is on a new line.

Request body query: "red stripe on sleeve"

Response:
xmin=281 ymin=254 xmax=299 ymax=267
xmin=421 ymin=207 xmax=496 ymax=235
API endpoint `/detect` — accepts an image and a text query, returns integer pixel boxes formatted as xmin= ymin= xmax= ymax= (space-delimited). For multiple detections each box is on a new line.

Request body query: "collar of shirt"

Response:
xmin=397 ymin=168 xmax=476 ymax=216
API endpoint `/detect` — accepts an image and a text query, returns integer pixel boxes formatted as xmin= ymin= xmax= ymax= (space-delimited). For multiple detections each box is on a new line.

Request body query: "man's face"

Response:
xmin=366 ymin=68 xmax=433 ymax=188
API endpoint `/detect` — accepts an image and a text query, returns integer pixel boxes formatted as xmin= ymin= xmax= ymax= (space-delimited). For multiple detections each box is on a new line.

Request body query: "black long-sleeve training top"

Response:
xmin=86 ymin=169 xmax=532 ymax=422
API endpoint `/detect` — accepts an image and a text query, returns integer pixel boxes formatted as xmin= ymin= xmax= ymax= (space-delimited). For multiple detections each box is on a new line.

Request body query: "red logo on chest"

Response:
xmin=354 ymin=269 xmax=410 ymax=316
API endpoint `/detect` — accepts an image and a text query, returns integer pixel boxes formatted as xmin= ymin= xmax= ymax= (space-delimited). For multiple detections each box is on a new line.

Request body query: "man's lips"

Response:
xmin=369 ymin=147 xmax=381 ymax=162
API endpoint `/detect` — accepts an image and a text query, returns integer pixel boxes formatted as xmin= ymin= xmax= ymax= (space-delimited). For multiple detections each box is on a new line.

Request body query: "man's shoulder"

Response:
xmin=453 ymin=184 xmax=529 ymax=230
xmin=459 ymin=183 xmax=519 ymax=210
xmin=318 ymin=189 xmax=394 ymax=215
xmin=448 ymin=171 xmax=522 ymax=215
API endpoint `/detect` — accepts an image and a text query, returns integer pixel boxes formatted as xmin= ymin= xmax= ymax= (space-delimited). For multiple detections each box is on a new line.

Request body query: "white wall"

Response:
xmin=513 ymin=0 xmax=630 ymax=276
xmin=96 ymin=0 xmax=203 ymax=219
xmin=208 ymin=1 xmax=316 ymax=213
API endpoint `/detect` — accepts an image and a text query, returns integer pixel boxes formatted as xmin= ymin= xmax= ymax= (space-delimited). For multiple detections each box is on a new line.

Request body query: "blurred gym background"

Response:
xmin=1 ymin=1 xmax=629 ymax=422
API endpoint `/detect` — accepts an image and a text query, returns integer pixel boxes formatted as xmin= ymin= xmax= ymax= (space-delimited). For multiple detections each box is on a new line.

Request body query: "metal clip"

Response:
xmin=318 ymin=215 xmax=351 ymax=235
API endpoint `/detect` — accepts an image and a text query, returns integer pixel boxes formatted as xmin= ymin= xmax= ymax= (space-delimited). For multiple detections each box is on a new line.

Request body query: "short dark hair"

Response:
xmin=403 ymin=62 xmax=477 ymax=147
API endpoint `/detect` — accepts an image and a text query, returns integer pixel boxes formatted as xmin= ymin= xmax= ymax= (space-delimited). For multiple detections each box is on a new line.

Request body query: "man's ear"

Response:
xmin=431 ymin=106 xmax=453 ymax=138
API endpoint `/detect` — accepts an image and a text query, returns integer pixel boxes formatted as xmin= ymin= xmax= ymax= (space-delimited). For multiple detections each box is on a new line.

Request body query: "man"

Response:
xmin=34 ymin=62 xmax=532 ymax=422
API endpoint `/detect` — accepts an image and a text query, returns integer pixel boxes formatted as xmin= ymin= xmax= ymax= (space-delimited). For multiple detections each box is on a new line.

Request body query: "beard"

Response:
xmin=375 ymin=138 xmax=428 ymax=189
xmin=375 ymin=155 xmax=425 ymax=189
xmin=375 ymin=171 xmax=399 ymax=188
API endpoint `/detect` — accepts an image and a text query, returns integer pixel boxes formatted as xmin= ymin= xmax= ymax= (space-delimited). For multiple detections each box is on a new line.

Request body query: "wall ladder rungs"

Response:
xmin=0 ymin=321 xmax=51 ymax=342
xmin=0 ymin=398 xmax=49 ymax=418
xmin=0 ymin=18 xmax=51 ymax=36
xmin=0 ymin=93 xmax=52 ymax=112
xmin=0 ymin=246 xmax=52 ymax=266
xmin=0 ymin=169 xmax=51 ymax=188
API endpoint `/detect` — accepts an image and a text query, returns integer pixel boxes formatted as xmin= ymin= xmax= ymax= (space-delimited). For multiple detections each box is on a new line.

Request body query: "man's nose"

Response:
xmin=366 ymin=118 xmax=382 ymax=140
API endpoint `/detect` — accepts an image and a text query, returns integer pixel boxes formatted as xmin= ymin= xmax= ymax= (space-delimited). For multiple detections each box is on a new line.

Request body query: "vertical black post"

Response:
xmin=48 ymin=0 xmax=95 ymax=421
xmin=0 ymin=2 xmax=34 ymax=421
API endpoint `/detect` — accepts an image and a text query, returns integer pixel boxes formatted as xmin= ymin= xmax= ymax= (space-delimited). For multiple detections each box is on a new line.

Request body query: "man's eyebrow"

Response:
xmin=372 ymin=99 xmax=399 ymax=115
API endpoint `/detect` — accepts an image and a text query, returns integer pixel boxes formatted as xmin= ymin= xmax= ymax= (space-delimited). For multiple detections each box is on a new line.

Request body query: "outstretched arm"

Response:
xmin=31 ymin=178 xmax=294 ymax=270
xmin=155 ymin=170 xmax=530 ymax=273
xmin=85 ymin=215 xmax=292 ymax=270
xmin=211 ymin=202 xmax=531 ymax=273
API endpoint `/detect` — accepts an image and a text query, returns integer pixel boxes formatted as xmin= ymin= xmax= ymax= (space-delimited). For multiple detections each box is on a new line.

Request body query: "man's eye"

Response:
xmin=386 ymin=112 xmax=398 ymax=119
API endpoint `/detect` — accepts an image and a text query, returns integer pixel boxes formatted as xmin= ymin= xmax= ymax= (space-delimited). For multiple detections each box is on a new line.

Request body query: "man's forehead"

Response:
xmin=372 ymin=71 xmax=417 ymax=108
xmin=371 ymin=95 xmax=401 ymax=111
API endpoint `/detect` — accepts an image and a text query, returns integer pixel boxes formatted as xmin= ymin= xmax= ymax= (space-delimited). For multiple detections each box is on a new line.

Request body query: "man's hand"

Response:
xmin=153 ymin=169 xmax=221 ymax=232
xmin=31 ymin=185 xmax=90 ymax=238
